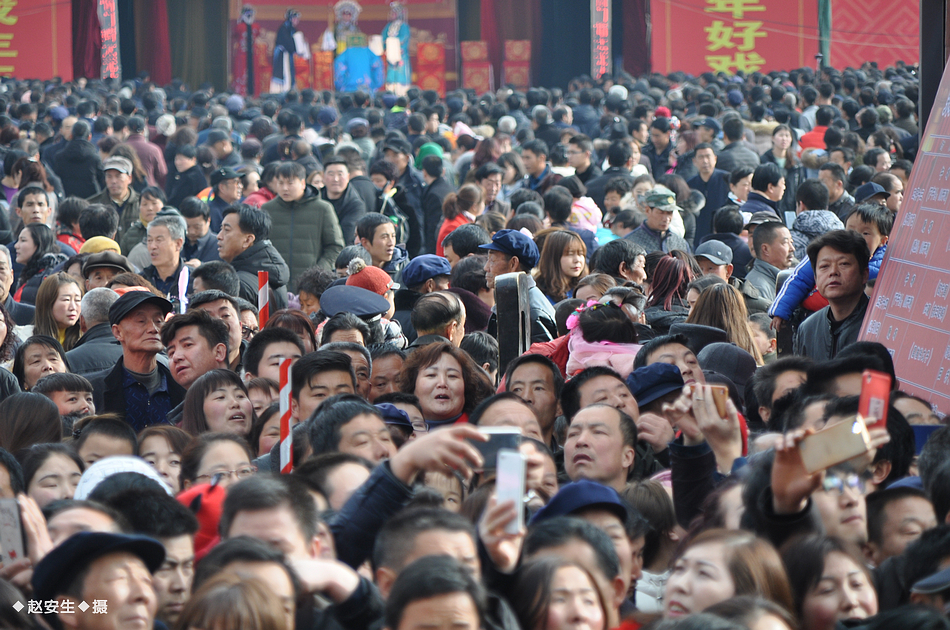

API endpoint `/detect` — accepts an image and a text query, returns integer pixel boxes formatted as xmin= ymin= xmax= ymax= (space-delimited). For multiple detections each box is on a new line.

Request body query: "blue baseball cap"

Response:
xmin=319 ymin=285 xmax=390 ymax=319
xmin=401 ymin=254 xmax=452 ymax=289
xmin=530 ymin=480 xmax=628 ymax=525
xmin=626 ymin=363 xmax=685 ymax=408
xmin=376 ymin=403 xmax=412 ymax=430
xmin=479 ymin=229 xmax=540 ymax=269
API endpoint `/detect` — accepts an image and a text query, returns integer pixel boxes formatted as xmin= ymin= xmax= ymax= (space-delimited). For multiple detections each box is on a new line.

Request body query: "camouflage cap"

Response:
xmin=644 ymin=185 xmax=678 ymax=211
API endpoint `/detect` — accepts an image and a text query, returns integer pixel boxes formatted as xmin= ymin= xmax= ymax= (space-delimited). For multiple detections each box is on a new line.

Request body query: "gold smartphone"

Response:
xmin=799 ymin=416 xmax=871 ymax=474
xmin=710 ymin=385 xmax=729 ymax=418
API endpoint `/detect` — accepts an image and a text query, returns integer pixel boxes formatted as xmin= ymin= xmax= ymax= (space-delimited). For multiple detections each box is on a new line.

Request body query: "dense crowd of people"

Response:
xmin=0 ymin=59 xmax=942 ymax=630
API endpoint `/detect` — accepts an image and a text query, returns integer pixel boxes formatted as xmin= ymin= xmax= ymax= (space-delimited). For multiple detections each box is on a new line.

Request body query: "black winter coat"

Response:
xmin=55 ymin=138 xmax=105 ymax=199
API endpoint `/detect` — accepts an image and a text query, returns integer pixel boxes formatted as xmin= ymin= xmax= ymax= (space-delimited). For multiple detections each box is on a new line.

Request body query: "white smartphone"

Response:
xmin=495 ymin=449 xmax=526 ymax=535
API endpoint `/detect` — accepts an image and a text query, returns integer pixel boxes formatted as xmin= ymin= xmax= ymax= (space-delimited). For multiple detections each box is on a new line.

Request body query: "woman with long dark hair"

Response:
xmin=13 ymin=223 xmax=65 ymax=305
xmin=760 ymin=124 xmax=805 ymax=216
xmin=685 ymin=283 xmax=764 ymax=365
xmin=535 ymin=229 xmax=588 ymax=304
xmin=32 ymin=272 xmax=84 ymax=351
xmin=644 ymin=254 xmax=694 ymax=334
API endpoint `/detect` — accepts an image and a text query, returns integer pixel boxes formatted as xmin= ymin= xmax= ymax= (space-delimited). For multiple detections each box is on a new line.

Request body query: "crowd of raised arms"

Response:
xmin=0 ymin=59 xmax=941 ymax=630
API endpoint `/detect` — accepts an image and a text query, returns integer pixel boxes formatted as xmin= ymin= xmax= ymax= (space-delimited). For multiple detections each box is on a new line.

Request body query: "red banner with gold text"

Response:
xmin=0 ymin=0 xmax=72 ymax=80
xmin=651 ymin=0 xmax=818 ymax=76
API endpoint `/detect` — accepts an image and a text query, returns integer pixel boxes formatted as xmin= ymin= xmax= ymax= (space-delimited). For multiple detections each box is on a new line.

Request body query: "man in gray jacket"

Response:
xmin=65 ymin=288 xmax=123 ymax=376
xmin=793 ymin=230 xmax=870 ymax=361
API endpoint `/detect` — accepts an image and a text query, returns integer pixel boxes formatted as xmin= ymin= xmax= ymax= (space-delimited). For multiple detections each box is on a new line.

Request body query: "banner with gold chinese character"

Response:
xmin=651 ymin=0 xmax=818 ymax=75
xmin=0 ymin=0 xmax=72 ymax=80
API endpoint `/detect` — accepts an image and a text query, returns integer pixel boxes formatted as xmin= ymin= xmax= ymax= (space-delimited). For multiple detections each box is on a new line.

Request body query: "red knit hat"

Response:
xmin=346 ymin=258 xmax=394 ymax=296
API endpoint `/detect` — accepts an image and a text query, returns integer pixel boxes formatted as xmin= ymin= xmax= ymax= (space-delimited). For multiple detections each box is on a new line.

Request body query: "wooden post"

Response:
xmin=494 ymin=271 xmax=531 ymax=378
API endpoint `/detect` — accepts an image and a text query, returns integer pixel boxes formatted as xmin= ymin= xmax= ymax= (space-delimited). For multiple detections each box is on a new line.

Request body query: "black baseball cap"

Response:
xmin=109 ymin=290 xmax=173 ymax=326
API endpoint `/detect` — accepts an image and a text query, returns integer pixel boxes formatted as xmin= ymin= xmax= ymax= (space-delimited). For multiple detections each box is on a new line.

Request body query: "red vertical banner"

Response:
xmin=99 ymin=0 xmax=119 ymax=80
xmin=860 ymin=62 xmax=950 ymax=414
xmin=590 ymin=0 xmax=611 ymax=80
xmin=651 ymin=0 xmax=818 ymax=76
xmin=0 ymin=0 xmax=73 ymax=80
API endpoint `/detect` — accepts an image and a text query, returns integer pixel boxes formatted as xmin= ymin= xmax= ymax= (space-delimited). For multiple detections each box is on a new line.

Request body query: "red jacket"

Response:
xmin=798 ymin=125 xmax=828 ymax=153
xmin=244 ymin=187 xmax=276 ymax=208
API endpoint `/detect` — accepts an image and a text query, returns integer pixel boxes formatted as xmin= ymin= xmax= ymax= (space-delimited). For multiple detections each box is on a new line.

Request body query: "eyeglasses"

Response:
xmin=241 ymin=324 xmax=259 ymax=340
xmin=411 ymin=421 xmax=428 ymax=434
xmin=196 ymin=466 xmax=257 ymax=484
xmin=821 ymin=473 xmax=866 ymax=496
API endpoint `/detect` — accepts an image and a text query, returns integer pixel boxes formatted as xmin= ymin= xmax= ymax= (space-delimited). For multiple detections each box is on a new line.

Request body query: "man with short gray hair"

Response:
xmin=66 ymin=288 xmax=123 ymax=376
xmin=142 ymin=212 xmax=187 ymax=297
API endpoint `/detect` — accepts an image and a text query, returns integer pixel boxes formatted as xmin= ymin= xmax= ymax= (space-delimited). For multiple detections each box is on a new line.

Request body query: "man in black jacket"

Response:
xmin=794 ymin=230 xmax=870 ymax=361
xmin=165 ymin=144 xmax=208 ymax=209
xmin=65 ymin=287 xmax=123 ymax=377
xmin=88 ymin=291 xmax=186 ymax=431
xmin=54 ymin=120 xmax=105 ymax=199
xmin=0 ymin=247 xmax=32 ymax=325
xmin=585 ymin=140 xmax=636 ymax=212
xmin=321 ymin=157 xmax=366 ymax=246
xmin=420 ymin=155 xmax=453 ymax=255
xmin=217 ymin=204 xmax=290 ymax=310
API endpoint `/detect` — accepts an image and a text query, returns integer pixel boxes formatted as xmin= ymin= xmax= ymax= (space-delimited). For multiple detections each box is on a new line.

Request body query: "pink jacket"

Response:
xmin=569 ymin=196 xmax=603 ymax=234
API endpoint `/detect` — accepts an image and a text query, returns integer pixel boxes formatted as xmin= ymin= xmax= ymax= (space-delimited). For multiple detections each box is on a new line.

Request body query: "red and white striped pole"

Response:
xmin=279 ymin=358 xmax=293 ymax=474
xmin=258 ymin=271 xmax=269 ymax=327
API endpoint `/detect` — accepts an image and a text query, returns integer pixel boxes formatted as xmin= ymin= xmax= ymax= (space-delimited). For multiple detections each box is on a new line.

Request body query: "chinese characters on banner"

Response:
xmin=590 ymin=0 xmax=611 ymax=80
xmin=99 ymin=0 xmax=120 ymax=80
xmin=860 ymin=62 xmax=950 ymax=414
xmin=650 ymin=0 xmax=818 ymax=75
xmin=0 ymin=0 xmax=71 ymax=80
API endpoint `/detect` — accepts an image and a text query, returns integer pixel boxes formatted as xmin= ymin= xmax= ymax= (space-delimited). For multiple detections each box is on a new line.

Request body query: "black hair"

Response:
xmin=373 ymin=507 xmax=477 ymax=572
xmin=411 ymin=291 xmax=464 ymax=337
xmin=356 ymin=213 xmax=393 ymax=243
xmin=806 ymin=229 xmax=871 ymax=273
xmin=421 ymin=155 xmax=443 ymax=178
xmin=385 ymin=555 xmax=487 ymax=630
xmin=866 ymin=486 xmax=934 ymax=547
xmin=160 ymin=308 xmax=230 ymax=356
xmin=222 ymin=203 xmax=272 ymax=242
xmin=18 ymin=443 xmax=84 ymax=490
xmin=751 ymin=221 xmax=789 ymax=258
xmin=504 ymin=353 xmax=564 ymax=401
xmin=31 ymin=372 xmax=92 ymax=396
xmin=244 ymin=327 xmax=305 ymax=377
xmin=591 ymin=239 xmax=646 ymax=281
xmin=12 ymin=335 xmax=70 ymax=391
xmin=441 ymin=223 xmax=491 ymax=259
xmin=560 ymin=366 xmax=624 ymax=421
xmin=633 ymin=333 xmax=692 ymax=369
xmin=524 ymin=516 xmax=620 ymax=582
xmin=521 ymin=139 xmax=549 ymax=158
xmin=712 ymin=206 xmax=744 ymax=235
xmin=750 ymin=356 xmax=812 ymax=413
xmin=178 ymin=196 xmax=210 ymax=221
xmin=96 ymin=483 xmax=199 ymax=538
xmin=0 ymin=447 xmax=24 ymax=495
xmin=459 ymin=331 xmax=498 ymax=375
xmin=292 ymin=451 xmax=373 ymax=501
xmin=220 ymin=473 xmax=319 ymax=542
xmin=796 ymin=178 xmax=830 ymax=210
xmin=56 ymin=197 xmax=90 ymax=230
xmin=73 ymin=415 xmax=138 ymax=455
xmin=192 ymin=535 xmax=303 ymax=596
xmin=751 ymin=163 xmax=783 ymax=192
xmin=290 ymin=351 xmax=355 ymax=400
xmin=191 ymin=261 xmax=240 ymax=297
xmin=79 ymin=203 xmax=119 ymax=240
xmin=322 ymin=312 xmax=371 ymax=346
xmin=845 ymin=202 xmax=894 ymax=237
xmin=295 ymin=266 xmax=337 ymax=297
xmin=308 ymin=395 xmax=382 ymax=455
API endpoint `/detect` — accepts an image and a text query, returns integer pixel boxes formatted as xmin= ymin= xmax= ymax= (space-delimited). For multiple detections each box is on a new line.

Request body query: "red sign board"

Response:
xmin=829 ymin=0 xmax=918 ymax=69
xmin=860 ymin=64 xmax=950 ymax=414
xmin=651 ymin=0 xmax=818 ymax=76
xmin=591 ymin=0 xmax=611 ymax=80
xmin=0 ymin=0 xmax=72 ymax=80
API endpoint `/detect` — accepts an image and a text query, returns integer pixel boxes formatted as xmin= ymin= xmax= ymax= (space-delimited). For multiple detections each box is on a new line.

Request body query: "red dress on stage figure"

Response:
xmin=231 ymin=6 xmax=260 ymax=96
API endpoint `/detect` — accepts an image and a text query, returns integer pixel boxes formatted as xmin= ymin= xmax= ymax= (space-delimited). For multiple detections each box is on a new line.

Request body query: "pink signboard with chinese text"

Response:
xmin=860 ymin=62 xmax=950 ymax=414
xmin=651 ymin=0 xmax=818 ymax=76
xmin=591 ymin=0 xmax=611 ymax=80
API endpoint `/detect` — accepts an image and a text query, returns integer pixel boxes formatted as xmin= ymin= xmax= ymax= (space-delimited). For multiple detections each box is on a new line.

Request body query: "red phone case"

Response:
xmin=859 ymin=369 xmax=891 ymax=430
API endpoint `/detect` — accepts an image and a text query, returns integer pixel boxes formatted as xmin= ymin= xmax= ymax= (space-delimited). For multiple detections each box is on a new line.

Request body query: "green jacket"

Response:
xmin=120 ymin=220 xmax=146 ymax=256
xmin=261 ymin=185 xmax=343 ymax=284
xmin=87 ymin=187 xmax=141 ymax=244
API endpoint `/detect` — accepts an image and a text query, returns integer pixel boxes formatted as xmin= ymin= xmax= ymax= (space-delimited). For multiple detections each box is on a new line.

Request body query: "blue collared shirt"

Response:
xmin=122 ymin=368 xmax=173 ymax=432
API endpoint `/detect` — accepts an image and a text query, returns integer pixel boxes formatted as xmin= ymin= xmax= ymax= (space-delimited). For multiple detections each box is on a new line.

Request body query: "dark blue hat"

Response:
xmin=669 ymin=323 xmax=729 ymax=356
xmin=383 ymin=137 xmax=413 ymax=155
xmin=479 ymin=229 xmax=540 ymax=269
xmin=320 ymin=285 xmax=391 ymax=319
xmin=402 ymin=254 xmax=452 ymax=288
xmin=854 ymin=181 xmax=890 ymax=204
xmin=33 ymin=532 xmax=165 ymax=601
xmin=697 ymin=116 xmax=721 ymax=134
xmin=626 ymin=363 xmax=684 ymax=408
xmin=109 ymin=290 xmax=173 ymax=327
xmin=376 ymin=403 xmax=412 ymax=429
xmin=530 ymin=480 xmax=628 ymax=525
xmin=912 ymin=565 xmax=950 ymax=594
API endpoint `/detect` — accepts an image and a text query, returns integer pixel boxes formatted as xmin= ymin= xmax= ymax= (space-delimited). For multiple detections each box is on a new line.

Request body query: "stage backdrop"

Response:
xmin=228 ymin=0 xmax=458 ymax=92
xmin=650 ymin=0 xmax=818 ymax=76
xmin=828 ymin=0 xmax=918 ymax=68
xmin=860 ymin=60 xmax=950 ymax=414
xmin=0 ymin=0 xmax=72 ymax=80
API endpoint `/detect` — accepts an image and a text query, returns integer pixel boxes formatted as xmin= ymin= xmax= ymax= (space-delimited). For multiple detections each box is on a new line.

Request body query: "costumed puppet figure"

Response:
xmin=334 ymin=0 xmax=362 ymax=55
xmin=383 ymin=2 xmax=411 ymax=95
xmin=334 ymin=32 xmax=383 ymax=93
xmin=271 ymin=9 xmax=310 ymax=93
xmin=231 ymin=5 xmax=260 ymax=96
